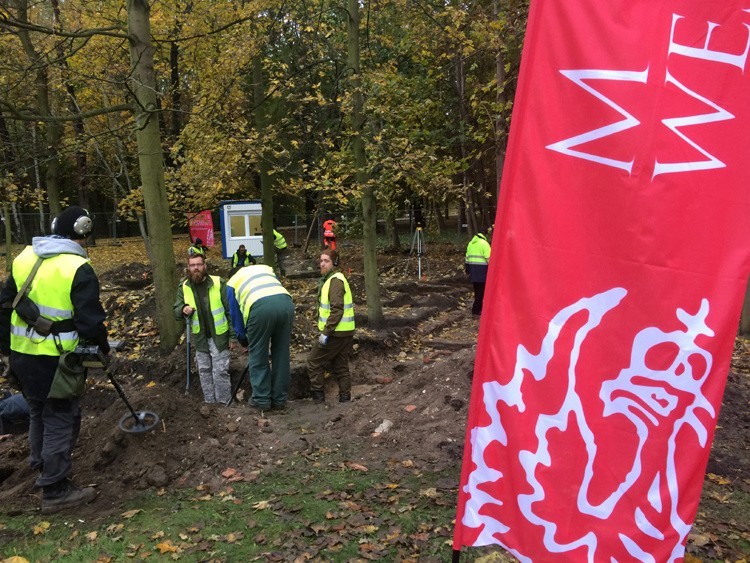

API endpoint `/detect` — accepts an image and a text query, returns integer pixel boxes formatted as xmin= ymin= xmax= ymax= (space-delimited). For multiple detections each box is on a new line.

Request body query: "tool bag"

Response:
xmin=11 ymin=257 xmax=54 ymax=337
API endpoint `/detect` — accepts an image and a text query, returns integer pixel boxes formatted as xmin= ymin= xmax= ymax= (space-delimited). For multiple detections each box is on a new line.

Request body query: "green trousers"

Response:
xmin=306 ymin=335 xmax=353 ymax=394
xmin=246 ymin=294 xmax=295 ymax=408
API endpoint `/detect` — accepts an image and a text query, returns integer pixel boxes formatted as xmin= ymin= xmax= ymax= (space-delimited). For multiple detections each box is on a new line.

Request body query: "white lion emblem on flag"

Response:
xmin=461 ymin=288 xmax=716 ymax=562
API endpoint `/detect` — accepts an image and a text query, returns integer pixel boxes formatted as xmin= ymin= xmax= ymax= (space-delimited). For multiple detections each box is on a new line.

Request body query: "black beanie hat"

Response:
xmin=53 ymin=206 xmax=92 ymax=239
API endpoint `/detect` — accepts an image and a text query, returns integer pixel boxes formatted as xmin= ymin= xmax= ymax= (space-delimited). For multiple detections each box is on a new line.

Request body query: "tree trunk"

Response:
xmin=253 ymin=56 xmax=277 ymax=269
xmin=136 ymin=211 xmax=153 ymax=261
xmin=385 ymin=210 xmax=400 ymax=252
xmin=347 ymin=0 xmax=383 ymax=326
xmin=2 ymin=205 xmax=10 ymax=271
xmin=740 ymin=278 xmax=750 ymax=335
xmin=493 ymin=0 xmax=507 ymax=208
xmin=15 ymin=0 xmax=62 ymax=217
xmin=127 ymin=0 xmax=180 ymax=353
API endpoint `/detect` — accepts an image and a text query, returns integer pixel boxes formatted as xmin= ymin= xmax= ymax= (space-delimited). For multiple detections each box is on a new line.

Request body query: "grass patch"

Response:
xmin=0 ymin=455 xmax=481 ymax=562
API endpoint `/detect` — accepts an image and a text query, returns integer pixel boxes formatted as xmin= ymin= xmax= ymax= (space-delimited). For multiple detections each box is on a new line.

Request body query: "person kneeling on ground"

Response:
xmin=0 ymin=390 xmax=30 ymax=435
xmin=306 ymin=248 xmax=355 ymax=404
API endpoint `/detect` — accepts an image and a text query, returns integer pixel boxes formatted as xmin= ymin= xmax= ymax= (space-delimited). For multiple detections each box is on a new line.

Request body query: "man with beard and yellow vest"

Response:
xmin=306 ymin=248 xmax=355 ymax=404
xmin=174 ymin=253 xmax=237 ymax=403
xmin=227 ymin=264 xmax=294 ymax=411
xmin=0 ymin=206 xmax=109 ymax=514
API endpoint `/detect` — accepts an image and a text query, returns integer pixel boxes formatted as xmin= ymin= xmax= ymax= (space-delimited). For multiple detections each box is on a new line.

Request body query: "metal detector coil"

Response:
xmin=75 ymin=341 xmax=160 ymax=434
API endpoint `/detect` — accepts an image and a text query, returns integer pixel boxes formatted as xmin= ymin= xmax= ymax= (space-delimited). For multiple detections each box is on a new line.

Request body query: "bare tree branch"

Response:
xmin=0 ymin=101 xmax=135 ymax=122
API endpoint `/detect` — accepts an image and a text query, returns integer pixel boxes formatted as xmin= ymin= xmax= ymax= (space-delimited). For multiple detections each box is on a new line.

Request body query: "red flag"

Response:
xmin=454 ymin=1 xmax=750 ymax=561
xmin=188 ymin=210 xmax=214 ymax=247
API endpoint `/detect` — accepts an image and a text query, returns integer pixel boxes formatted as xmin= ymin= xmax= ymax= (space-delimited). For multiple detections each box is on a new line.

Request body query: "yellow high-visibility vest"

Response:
xmin=318 ymin=272 xmax=355 ymax=332
xmin=465 ymin=234 xmax=491 ymax=265
xmin=228 ymin=265 xmax=290 ymax=323
xmin=182 ymin=276 xmax=229 ymax=335
xmin=273 ymin=230 xmax=287 ymax=250
xmin=10 ymin=246 xmax=87 ymax=356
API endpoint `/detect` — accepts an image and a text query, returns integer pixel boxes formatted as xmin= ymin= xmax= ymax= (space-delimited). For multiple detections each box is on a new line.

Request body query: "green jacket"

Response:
xmin=173 ymin=275 xmax=236 ymax=352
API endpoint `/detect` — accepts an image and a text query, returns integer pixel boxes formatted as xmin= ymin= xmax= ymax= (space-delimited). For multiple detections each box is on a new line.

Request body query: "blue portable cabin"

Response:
xmin=219 ymin=200 xmax=263 ymax=260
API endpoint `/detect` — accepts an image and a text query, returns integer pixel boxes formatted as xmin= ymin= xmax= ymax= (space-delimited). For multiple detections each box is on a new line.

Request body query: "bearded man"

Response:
xmin=173 ymin=253 xmax=237 ymax=403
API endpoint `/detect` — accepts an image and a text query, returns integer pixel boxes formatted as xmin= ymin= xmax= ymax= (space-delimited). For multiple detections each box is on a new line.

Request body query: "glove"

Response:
xmin=318 ymin=334 xmax=329 ymax=346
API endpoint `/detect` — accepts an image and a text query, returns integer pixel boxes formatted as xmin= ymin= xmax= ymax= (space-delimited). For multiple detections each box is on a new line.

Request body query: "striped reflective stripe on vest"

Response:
xmin=465 ymin=235 xmax=490 ymax=265
xmin=182 ymin=276 xmax=229 ymax=335
xmin=228 ymin=265 xmax=290 ymax=323
xmin=10 ymin=247 xmax=85 ymax=355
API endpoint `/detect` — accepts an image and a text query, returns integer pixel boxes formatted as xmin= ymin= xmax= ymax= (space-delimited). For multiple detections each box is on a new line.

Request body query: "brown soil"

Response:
xmin=0 ymin=244 xmax=476 ymax=516
xmin=1 ymin=242 xmax=749 ymax=560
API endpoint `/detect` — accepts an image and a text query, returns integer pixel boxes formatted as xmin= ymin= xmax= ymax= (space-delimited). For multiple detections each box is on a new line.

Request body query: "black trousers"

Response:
xmin=472 ymin=282 xmax=486 ymax=316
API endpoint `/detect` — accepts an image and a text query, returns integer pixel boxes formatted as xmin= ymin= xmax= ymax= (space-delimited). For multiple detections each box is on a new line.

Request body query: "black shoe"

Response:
xmin=42 ymin=480 xmax=96 ymax=514
xmin=311 ymin=389 xmax=325 ymax=404
xmin=271 ymin=403 xmax=287 ymax=412
xmin=339 ymin=393 xmax=351 ymax=403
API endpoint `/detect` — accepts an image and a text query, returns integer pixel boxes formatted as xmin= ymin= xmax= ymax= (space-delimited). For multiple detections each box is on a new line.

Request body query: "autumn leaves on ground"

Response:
xmin=1 ymin=236 xmax=749 ymax=562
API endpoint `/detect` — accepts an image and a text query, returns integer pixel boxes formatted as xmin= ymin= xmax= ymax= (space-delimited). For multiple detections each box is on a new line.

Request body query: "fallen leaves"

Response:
xmin=155 ymin=540 xmax=179 ymax=554
xmin=32 ymin=521 xmax=50 ymax=535
xmin=345 ymin=462 xmax=369 ymax=472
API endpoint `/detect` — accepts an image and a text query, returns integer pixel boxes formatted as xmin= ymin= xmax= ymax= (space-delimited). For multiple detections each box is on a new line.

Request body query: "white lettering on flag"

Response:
xmin=545 ymin=69 xmax=647 ymax=174
xmin=653 ymin=71 xmax=734 ymax=178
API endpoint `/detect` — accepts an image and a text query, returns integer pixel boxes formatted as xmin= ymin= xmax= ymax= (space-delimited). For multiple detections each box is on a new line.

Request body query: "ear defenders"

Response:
xmin=72 ymin=212 xmax=93 ymax=236
xmin=50 ymin=208 xmax=94 ymax=237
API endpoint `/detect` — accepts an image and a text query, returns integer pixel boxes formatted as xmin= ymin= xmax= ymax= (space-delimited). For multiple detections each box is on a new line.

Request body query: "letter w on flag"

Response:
xmin=453 ymin=1 xmax=750 ymax=561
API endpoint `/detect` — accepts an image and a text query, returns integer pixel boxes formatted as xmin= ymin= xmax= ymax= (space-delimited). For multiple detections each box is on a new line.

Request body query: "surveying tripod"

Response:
xmin=408 ymin=226 xmax=428 ymax=280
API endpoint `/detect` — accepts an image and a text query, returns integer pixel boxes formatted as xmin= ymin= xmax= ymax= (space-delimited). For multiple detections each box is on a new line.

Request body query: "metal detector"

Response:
xmin=76 ymin=342 xmax=160 ymax=434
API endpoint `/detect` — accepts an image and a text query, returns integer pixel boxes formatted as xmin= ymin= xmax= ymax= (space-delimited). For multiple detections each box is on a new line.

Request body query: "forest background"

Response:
xmin=0 ymin=0 xmax=528 ymax=352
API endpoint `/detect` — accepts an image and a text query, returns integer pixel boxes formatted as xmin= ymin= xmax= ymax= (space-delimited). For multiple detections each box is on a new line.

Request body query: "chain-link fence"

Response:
xmin=2 ymin=206 xmax=487 ymax=247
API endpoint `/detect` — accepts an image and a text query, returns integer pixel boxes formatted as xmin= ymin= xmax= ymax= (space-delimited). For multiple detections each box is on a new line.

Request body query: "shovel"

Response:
xmin=225 ymin=365 xmax=250 ymax=407
xmin=184 ymin=312 xmax=193 ymax=395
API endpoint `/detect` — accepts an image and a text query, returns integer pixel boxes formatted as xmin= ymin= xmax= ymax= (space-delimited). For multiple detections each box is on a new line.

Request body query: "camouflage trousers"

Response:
xmin=195 ymin=338 xmax=231 ymax=404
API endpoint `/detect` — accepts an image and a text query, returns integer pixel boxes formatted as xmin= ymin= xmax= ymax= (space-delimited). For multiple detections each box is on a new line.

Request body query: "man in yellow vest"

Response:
xmin=174 ymin=253 xmax=237 ymax=403
xmin=227 ymin=264 xmax=294 ymax=411
xmin=465 ymin=229 xmax=492 ymax=316
xmin=306 ymin=248 xmax=355 ymax=403
xmin=0 ymin=206 xmax=109 ymax=513
xmin=229 ymin=244 xmax=256 ymax=277
xmin=273 ymin=229 xmax=289 ymax=277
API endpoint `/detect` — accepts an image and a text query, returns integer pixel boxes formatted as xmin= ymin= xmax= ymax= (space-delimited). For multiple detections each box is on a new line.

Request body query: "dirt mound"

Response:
xmin=0 ymin=247 xmax=479 ymax=518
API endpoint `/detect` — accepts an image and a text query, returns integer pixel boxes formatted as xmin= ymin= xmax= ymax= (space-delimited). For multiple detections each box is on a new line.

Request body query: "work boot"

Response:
xmin=249 ymin=399 xmax=271 ymax=412
xmin=41 ymin=479 xmax=96 ymax=514
xmin=311 ymin=389 xmax=325 ymax=404
xmin=339 ymin=392 xmax=351 ymax=403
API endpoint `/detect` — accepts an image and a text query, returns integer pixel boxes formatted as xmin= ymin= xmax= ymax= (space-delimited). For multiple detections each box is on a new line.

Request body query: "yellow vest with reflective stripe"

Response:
xmin=465 ymin=234 xmax=491 ymax=265
xmin=10 ymin=246 xmax=86 ymax=356
xmin=318 ymin=272 xmax=355 ymax=332
xmin=232 ymin=252 xmax=251 ymax=268
xmin=273 ymin=230 xmax=287 ymax=250
xmin=227 ymin=265 xmax=290 ymax=323
xmin=182 ymin=276 xmax=229 ymax=335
